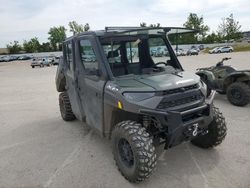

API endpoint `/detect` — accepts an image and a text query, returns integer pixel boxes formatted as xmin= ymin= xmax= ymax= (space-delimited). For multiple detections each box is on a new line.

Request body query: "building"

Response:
xmin=0 ymin=48 xmax=9 ymax=54
xmin=242 ymin=31 xmax=250 ymax=42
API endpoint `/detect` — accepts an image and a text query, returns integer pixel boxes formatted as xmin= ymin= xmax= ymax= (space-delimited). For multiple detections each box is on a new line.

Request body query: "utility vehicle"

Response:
xmin=197 ymin=57 xmax=250 ymax=106
xmin=56 ymin=27 xmax=227 ymax=182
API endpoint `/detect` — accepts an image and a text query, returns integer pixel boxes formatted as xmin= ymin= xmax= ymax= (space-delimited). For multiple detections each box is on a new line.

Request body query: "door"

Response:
xmin=63 ymin=41 xmax=83 ymax=120
xmin=75 ymin=37 xmax=106 ymax=133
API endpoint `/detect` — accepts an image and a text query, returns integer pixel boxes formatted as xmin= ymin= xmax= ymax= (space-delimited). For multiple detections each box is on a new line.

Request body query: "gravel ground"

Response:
xmin=0 ymin=52 xmax=249 ymax=188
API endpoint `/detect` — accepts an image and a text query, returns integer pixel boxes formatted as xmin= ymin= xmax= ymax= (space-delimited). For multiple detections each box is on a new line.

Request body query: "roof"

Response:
xmin=65 ymin=26 xmax=198 ymax=41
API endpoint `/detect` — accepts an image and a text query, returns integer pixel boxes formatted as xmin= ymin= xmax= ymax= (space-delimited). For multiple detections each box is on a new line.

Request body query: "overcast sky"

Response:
xmin=0 ymin=0 xmax=249 ymax=47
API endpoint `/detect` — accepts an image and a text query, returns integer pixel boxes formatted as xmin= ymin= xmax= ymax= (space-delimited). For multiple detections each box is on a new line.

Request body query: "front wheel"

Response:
xmin=226 ymin=82 xmax=250 ymax=106
xmin=59 ymin=92 xmax=76 ymax=121
xmin=191 ymin=106 xmax=227 ymax=148
xmin=112 ymin=121 xmax=157 ymax=182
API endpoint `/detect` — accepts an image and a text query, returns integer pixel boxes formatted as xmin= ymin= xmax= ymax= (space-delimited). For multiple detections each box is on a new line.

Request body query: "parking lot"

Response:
xmin=0 ymin=52 xmax=249 ymax=188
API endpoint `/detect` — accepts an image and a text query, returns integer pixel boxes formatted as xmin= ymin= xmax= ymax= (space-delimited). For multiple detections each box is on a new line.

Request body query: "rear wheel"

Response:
xmin=112 ymin=121 xmax=157 ymax=182
xmin=59 ymin=92 xmax=76 ymax=121
xmin=226 ymin=82 xmax=250 ymax=106
xmin=191 ymin=106 xmax=227 ymax=148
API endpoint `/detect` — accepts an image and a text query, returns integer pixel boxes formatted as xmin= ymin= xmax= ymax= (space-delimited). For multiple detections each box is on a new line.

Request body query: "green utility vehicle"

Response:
xmin=56 ymin=27 xmax=227 ymax=182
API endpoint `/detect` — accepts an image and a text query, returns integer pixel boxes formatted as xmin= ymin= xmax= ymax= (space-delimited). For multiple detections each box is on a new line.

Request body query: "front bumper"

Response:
xmin=139 ymin=91 xmax=216 ymax=149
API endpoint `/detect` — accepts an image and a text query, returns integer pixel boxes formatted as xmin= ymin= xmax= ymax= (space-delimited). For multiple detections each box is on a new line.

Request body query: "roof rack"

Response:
xmin=104 ymin=26 xmax=198 ymax=34
xmin=105 ymin=26 xmax=168 ymax=33
xmin=105 ymin=26 xmax=142 ymax=32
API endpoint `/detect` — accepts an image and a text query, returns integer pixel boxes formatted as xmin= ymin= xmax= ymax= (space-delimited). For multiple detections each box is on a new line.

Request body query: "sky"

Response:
xmin=0 ymin=0 xmax=250 ymax=47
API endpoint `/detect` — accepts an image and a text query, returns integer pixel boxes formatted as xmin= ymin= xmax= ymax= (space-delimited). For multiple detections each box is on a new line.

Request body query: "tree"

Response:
xmin=69 ymin=21 xmax=84 ymax=35
xmin=6 ymin=41 xmax=22 ymax=54
xmin=149 ymin=23 xmax=160 ymax=28
xmin=69 ymin=21 xmax=90 ymax=35
xmin=217 ymin=13 xmax=242 ymax=40
xmin=183 ymin=13 xmax=209 ymax=37
xmin=40 ymin=42 xmax=52 ymax=52
xmin=203 ymin=32 xmax=223 ymax=43
xmin=178 ymin=13 xmax=210 ymax=44
xmin=84 ymin=23 xmax=90 ymax=31
xmin=48 ymin=26 xmax=67 ymax=51
xmin=140 ymin=22 xmax=147 ymax=27
xmin=23 ymin=37 xmax=40 ymax=53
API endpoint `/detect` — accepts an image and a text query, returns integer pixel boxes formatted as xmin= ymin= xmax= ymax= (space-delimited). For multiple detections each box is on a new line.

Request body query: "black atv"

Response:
xmin=196 ymin=57 xmax=250 ymax=106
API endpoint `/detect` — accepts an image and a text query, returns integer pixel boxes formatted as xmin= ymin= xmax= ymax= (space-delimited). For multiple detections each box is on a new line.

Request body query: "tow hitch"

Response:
xmin=184 ymin=123 xmax=199 ymax=138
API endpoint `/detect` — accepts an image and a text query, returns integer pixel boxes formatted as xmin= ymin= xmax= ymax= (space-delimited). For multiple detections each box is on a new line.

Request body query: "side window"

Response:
xmin=79 ymin=40 xmax=98 ymax=73
xmin=126 ymin=42 xmax=139 ymax=63
xmin=67 ymin=43 xmax=73 ymax=71
xmin=63 ymin=42 xmax=73 ymax=71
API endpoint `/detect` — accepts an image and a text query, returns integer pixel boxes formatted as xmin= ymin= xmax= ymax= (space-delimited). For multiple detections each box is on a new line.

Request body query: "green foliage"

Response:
xmin=69 ymin=21 xmax=90 ymax=35
xmin=183 ymin=13 xmax=209 ymax=36
xmin=140 ymin=22 xmax=147 ymax=27
xmin=48 ymin=26 xmax=67 ymax=51
xmin=218 ymin=14 xmax=242 ymax=40
xmin=84 ymin=23 xmax=90 ymax=31
xmin=6 ymin=41 xmax=22 ymax=54
xmin=231 ymin=44 xmax=250 ymax=52
xmin=23 ymin=37 xmax=40 ymax=53
xmin=40 ymin=42 xmax=52 ymax=52
xmin=178 ymin=13 xmax=210 ymax=44
xmin=69 ymin=21 xmax=84 ymax=35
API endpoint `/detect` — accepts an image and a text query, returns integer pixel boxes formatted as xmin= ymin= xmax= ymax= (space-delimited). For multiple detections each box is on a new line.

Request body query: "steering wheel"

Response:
xmin=155 ymin=62 xmax=168 ymax=66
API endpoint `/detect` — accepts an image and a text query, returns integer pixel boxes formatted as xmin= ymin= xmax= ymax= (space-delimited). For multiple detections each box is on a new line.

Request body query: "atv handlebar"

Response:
xmin=222 ymin=57 xmax=232 ymax=61
xmin=196 ymin=57 xmax=232 ymax=71
xmin=216 ymin=57 xmax=232 ymax=67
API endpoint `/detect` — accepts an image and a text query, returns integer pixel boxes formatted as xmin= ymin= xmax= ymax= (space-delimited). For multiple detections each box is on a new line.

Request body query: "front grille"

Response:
xmin=157 ymin=92 xmax=204 ymax=109
xmin=156 ymin=84 xmax=198 ymax=96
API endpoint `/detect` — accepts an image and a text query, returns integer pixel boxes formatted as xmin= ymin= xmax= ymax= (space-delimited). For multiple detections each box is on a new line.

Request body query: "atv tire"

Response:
xmin=112 ymin=121 xmax=157 ymax=182
xmin=59 ymin=92 xmax=76 ymax=121
xmin=226 ymin=82 xmax=250 ymax=106
xmin=191 ymin=106 xmax=227 ymax=148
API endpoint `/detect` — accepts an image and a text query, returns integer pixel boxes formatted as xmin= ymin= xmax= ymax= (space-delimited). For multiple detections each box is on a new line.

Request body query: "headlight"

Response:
xmin=123 ymin=92 xmax=155 ymax=102
xmin=199 ymin=80 xmax=208 ymax=97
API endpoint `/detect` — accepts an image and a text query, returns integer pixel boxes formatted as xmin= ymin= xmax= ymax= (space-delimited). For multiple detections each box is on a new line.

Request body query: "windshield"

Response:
xmin=101 ymin=35 xmax=181 ymax=77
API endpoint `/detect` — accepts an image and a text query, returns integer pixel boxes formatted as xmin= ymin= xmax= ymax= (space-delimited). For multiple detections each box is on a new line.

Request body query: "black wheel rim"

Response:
xmin=118 ymin=138 xmax=134 ymax=168
xmin=231 ymin=89 xmax=242 ymax=100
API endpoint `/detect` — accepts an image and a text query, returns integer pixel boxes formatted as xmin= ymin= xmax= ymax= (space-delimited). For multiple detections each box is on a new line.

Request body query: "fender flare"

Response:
xmin=55 ymin=57 xmax=66 ymax=92
xmin=223 ymin=72 xmax=250 ymax=89
xmin=196 ymin=70 xmax=216 ymax=88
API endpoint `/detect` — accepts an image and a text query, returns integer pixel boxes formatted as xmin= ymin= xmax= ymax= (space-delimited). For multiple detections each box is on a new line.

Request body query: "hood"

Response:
xmin=115 ymin=71 xmax=200 ymax=91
